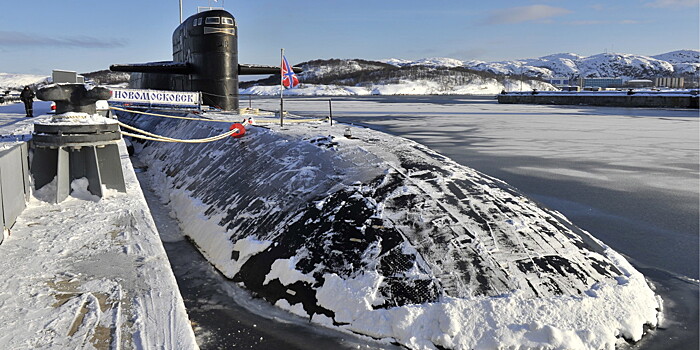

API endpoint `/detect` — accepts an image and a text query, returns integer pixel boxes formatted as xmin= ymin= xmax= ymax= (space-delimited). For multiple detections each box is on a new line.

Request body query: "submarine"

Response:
xmin=106 ymin=6 xmax=661 ymax=350
xmin=110 ymin=8 xmax=300 ymax=111
xmin=112 ymin=108 xmax=661 ymax=349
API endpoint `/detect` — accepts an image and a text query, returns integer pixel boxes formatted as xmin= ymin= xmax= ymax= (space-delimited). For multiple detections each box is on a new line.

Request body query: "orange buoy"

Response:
xmin=229 ymin=123 xmax=246 ymax=138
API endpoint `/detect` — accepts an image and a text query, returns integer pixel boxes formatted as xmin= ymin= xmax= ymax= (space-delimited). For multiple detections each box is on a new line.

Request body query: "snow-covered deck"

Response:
xmin=0 ymin=101 xmax=198 ymax=349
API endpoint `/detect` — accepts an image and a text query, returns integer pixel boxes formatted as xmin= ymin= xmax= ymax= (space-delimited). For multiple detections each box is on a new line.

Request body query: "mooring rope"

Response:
xmin=110 ymin=105 xmax=329 ymax=124
xmin=120 ymin=130 xmax=238 ymax=143
xmin=253 ymin=117 xmax=329 ymax=124
xmin=117 ymin=120 xmax=246 ymax=143
xmin=109 ymin=106 xmax=240 ymax=122
xmin=110 ymin=105 xmax=329 ymax=143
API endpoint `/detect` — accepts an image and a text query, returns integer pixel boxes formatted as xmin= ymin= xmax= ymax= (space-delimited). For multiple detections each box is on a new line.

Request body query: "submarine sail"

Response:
xmin=111 ymin=9 xmax=300 ymax=111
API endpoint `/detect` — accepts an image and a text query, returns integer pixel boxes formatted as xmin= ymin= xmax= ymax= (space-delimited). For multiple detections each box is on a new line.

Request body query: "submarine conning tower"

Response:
xmin=111 ymin=9 xmax=243 ymax=111
xmin=172 ymin=9 xmax=239 ymax=110
xmin=110 ymin=8 xmax=302 ymax=111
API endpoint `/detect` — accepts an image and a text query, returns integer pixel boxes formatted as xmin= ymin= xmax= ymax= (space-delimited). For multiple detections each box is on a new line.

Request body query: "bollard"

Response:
xmin=32 ymin=84 xmax=125 ymax=203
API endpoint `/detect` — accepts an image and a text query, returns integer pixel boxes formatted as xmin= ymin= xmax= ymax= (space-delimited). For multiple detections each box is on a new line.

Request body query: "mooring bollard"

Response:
xmin=31 ymin=83 xmax=125 ymax=203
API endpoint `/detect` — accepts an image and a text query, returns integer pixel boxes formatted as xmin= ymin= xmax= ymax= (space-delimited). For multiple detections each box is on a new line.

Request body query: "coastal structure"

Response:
xmin=498 ymin=90 xmax=699 ymax=108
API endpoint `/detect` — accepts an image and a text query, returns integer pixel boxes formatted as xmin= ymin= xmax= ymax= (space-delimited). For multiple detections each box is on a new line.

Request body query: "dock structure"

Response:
xmin=0 ymin=101 xmax=198 ymax=349
xmin=498 ymin=90 xmax=699 ymax=109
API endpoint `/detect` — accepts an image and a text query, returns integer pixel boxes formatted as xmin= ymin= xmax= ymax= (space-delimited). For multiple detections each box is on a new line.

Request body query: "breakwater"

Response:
xmin=498 ymin=91 xmax=699 ymax=108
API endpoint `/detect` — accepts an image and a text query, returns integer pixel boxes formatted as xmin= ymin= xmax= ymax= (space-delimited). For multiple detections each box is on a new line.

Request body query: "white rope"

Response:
xmin=253 ymin=117 xmax=329 ymax=124
xmin=109 ymin=106 xmax=239 ymax=123
xmin=110 ymin=105 xmax=328 ymax=124
xmin=117 ymin=120 xmax=246 ymax=143
xmin=111 ymin=105 xmax=326 ymax=143
xmin=121 ymin=131 xmax=182 ymax=142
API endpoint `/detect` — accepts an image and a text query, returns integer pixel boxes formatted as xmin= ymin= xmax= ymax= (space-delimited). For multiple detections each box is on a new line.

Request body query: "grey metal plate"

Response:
xmin=32 ymin=133 xmax=122 ymax=146
xmin=34 ymin=123 xmax=120 ymax=134
xmin=0 ymin=146 xmax=27 ymax=228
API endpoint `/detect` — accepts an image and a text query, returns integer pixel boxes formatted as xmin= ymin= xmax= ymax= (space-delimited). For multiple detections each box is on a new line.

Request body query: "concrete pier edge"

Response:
xmin=0 ymin=135 xmax=199 ymax=348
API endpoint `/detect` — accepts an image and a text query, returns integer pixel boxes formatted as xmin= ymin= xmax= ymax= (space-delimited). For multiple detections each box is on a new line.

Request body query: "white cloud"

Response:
xmin=484 ymin=5 xmax=572 ymax=25
xmin=568 ymin=19 xmax=643 ymax=25
xmin=0 ymin=31 xmax=126 ymax=48
xmin=645 ymin=0 xmax=698 ymax=8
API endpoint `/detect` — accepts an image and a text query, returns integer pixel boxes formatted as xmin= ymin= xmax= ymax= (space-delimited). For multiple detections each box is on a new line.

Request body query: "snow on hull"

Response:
xmin=119 ymin=111 xmax=660 ymax=349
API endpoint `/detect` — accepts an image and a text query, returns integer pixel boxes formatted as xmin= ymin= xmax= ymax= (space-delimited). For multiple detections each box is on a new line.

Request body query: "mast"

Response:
xmin=280 ymin=48 xmax=284 ymax=127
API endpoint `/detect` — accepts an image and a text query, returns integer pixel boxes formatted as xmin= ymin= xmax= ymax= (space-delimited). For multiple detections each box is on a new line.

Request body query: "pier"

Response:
xmin=498 ymin=90 xmax=699 ymax=108
xmin=0 ymin=101 xmax=197 ymax=349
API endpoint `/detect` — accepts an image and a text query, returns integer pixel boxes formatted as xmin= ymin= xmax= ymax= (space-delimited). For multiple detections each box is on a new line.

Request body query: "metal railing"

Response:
xmin=197 ymin=6 xmax=225 ymax=13
xmin=0 ymin=96 xmax=20 ymax=104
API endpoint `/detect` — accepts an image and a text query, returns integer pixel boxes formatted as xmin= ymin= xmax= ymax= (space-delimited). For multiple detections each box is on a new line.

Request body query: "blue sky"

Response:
xmin=1 ymin=0 xmax=698 ymax=74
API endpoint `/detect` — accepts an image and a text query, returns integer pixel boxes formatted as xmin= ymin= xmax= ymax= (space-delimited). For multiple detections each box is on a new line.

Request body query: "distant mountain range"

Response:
xmin=2 ymin=50 xmax=697 ymax=92
xmin=241 ymin=58 xmax=538 ymax=95
xmin=383 ymin=50 xmax=699 ymax=80
xmin=241 ymin=50 xmax=698 ymax=90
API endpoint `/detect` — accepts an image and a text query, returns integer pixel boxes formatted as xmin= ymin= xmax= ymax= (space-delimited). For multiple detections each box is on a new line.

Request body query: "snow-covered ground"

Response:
xmin=241 ymin=79 xmax=554 ymax=96
xmin=118 ymin=103 xmax=663 ymax=349
xmin=0 ymin=102 xmax=197 ymax=349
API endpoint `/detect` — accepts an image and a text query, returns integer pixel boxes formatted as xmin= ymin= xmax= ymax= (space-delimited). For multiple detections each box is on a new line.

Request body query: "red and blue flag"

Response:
xmin=281 ymin=56 xmax=299 ymax=88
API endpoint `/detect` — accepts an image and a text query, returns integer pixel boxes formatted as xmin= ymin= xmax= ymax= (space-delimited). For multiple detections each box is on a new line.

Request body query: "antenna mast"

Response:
xmin=179 ymin=0 xmax=183 ymax=23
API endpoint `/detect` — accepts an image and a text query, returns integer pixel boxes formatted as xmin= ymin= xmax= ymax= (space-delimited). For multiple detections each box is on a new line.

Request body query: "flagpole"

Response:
xmin=280 ymin=48 xmax=284 ymax=127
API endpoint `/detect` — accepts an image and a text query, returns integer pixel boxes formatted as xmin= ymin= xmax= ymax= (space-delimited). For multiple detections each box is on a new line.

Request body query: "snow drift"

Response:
xmin=118 ymin=110 xmax=660 ymax=350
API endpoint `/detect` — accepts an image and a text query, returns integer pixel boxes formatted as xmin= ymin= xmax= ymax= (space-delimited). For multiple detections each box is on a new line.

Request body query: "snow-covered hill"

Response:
xmin=652 ymin=50 xmax=700 ymax=75
xmin=241 ymin=50 xmax=696 ymax=96
xmin=241 ymin=79 xmax=554 ymax=96
xmin=405 ymin=50 xmax=699 ymax=79
xmin=244 ymin=58 xmax=556 ymax=95
xmin=382 ymin=57 xmax=465 ymax=68
xmin=296 ymin=59 xmax=395 ymax=82
xmin=0 ymin=73 xmax=48 ymax=90
xmin=4 ymin=49 xmax=695 ymax=97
